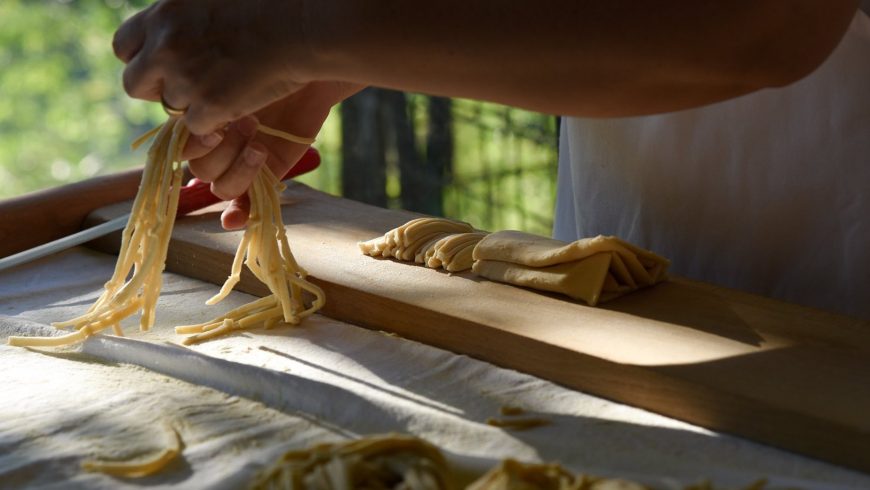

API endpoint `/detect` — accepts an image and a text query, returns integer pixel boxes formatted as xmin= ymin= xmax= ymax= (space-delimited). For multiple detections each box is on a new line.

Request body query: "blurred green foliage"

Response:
xmin=0 ymin=0 xmax=163 ymax=197
xmin=447 ymin=100 xmax=558 ymax=235
xmin=0 ymin=0 xmax=558 ymax=235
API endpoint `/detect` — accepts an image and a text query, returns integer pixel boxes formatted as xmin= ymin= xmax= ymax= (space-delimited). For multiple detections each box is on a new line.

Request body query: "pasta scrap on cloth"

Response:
xmin=467 ymin=459 xmax=649 ymax=490
xmin=467 ymin=459 xmax=579 ymax=490
xmin=82 ymin=425 xmax=182 ymax=478
xmin=472 ymin=231 xmax=670 ymax=306
xmin=358 ymin=217 xmax=486 ymax=273
xmin=249 ymin=434 xmax=451 ymax=490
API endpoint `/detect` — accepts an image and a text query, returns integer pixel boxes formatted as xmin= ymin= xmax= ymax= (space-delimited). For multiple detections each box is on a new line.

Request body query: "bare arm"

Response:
xmin=302 ymin=0 xmax=859 ymax=117
xmin=116 ymin=0 xmax=859 ymax=134
xmin=112 ymin=0 xmax=858 ymax=227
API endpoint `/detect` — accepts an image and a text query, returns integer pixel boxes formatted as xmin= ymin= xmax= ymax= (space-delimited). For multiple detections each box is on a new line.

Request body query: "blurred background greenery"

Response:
xmin=0 ymin=0 xmax=559 ymax=236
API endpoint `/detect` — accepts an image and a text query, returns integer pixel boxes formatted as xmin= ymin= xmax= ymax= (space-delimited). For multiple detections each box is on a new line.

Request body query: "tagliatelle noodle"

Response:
xmin=249 ymin=434 xmax=450 ymax=490
xmin=81 ymin=425 xmax=182 ymax=478
xmin=176 ymin=143 xmax=325 ymax=345
xmin=7 ymin=118 xmax=189 ymax=348
xmin=256 ymin=124 xmax=316 ymax=145
xmin=7 ymin=117 xmax=324 ymax=349
xmin=484 ymin=417 xmax=551 ymax=431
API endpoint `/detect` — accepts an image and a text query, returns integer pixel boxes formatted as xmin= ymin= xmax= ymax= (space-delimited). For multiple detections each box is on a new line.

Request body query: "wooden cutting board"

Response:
xmin=87 ymin=182 xmax=870 ymax=474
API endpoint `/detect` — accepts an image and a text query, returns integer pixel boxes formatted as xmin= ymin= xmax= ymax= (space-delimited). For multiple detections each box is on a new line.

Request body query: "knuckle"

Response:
xmin=111 ymin=31 xmax=125 ymax=58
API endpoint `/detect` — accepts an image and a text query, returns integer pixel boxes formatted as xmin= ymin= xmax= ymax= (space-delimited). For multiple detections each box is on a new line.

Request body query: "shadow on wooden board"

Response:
xmin=83 ymin=182 xmax=870 ymax=475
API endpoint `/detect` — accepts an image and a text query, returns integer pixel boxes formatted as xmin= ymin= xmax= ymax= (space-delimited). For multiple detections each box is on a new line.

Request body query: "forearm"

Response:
xmin=302 ymin=0 xmax=858 ymax=116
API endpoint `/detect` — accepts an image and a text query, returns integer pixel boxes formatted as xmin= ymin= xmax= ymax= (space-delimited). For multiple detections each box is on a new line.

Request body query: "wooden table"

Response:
xmin=3 ymin=174 xmax=869 ymax=475
xmin=85 ymin=181 xmax=870 ymax=475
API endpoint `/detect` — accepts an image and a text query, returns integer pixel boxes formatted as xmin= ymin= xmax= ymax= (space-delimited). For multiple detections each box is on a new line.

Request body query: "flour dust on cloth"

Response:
xmin=554 ymin=11 xmax=870 ymax=319
xmin=472 ymin=231 xmax=669 ymax=306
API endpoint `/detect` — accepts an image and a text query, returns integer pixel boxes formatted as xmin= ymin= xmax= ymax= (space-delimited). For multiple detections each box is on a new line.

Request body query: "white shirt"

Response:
xmin=554 ymin=11 xmax=870 ymax=319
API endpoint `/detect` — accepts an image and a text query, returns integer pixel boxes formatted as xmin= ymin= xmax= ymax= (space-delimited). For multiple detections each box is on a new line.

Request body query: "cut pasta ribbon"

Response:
xmin=485 ymin=417 xmax=551 ymax=431
xmin=257 ymin=124 xmax=316 ymax=145
xmin=7 ymin=118 xmax=323 ymax=348
xmin=248 ymin=434 xmax=762 ymax=489
xmin=250 ymin=434 xmax=451 ymax=490
xmin=82 ymin=425 xmax=182 ymax=478
xmin=8 ymin=118 xmax=189 ymax=348
xmin=467 ymin=459 xmax=653 ymax=490
xmin=176 ymin=166 xmax=325 ymax=345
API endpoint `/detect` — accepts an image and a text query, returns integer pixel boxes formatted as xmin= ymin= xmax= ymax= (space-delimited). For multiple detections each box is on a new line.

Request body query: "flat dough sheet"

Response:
xmin=1 ymin=248 xmax=867 ymax=489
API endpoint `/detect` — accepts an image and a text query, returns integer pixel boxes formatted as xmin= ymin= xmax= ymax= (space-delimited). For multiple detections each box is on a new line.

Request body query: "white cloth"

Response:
xmin=3 ymin=248 xmax=870 ymax=489
xmin=554 ymin=11 xmax=870 ymax=319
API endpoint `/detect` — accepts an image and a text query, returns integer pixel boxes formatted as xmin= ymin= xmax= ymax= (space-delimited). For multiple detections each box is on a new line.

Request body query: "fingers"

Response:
xmin=113 ymin=0 xmax=313 ymax=136
xmin=187 ymin=116 xmax=267 ymax=204
xmin=257 ymin=133 xmax=309 ymax=180
xmin=221 ymin=196 xmax=251 ymax=231
xmin=116 ymin=6 xmax=163 ymax=102
xmin=181 ymin=130 xmax=225 ymax=161
xmin=184 ymin=94 xmax=237 ymax=135
xmin=112 ymin=6 xmax=151 ymax=62
xmin=122 ymin=48 xmax=163 ymax=101
xmin=187 ymin=116 xmax=258 ymax=182
xmin=160 ymin=78 xmax=193 ymax=113
xmin=209 ymin=142 xmax=267 ymax=201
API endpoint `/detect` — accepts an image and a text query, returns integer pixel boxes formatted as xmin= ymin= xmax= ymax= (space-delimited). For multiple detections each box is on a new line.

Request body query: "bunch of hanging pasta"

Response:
xmin=7 ymin=118 xmax=188 ymax=348
xmin=7 ymin=117 xmax=325 ymax=348
xmin=175 ymin=162 xmax=325 ymax=345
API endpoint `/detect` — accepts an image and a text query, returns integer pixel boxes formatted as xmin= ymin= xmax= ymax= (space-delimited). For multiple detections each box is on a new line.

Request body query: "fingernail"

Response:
xmin=242 ymin=145 xmax=266 ymax=166
xmin=199 ymin=131 xmax=224 ymax=148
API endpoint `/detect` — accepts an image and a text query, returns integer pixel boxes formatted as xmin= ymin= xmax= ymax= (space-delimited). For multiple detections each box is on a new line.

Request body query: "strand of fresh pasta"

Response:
xmin=177 ymin=163 xmax=325 ymax=345
xmin=7 ymin=118 xmax=324 ymax=349
xmin=81 ymin=425 xmax=181 ymax=478
xmin=8 ymin=118 xmax=188 ymax=348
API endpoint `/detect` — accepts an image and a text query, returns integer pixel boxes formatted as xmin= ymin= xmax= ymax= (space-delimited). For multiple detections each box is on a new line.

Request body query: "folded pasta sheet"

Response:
xmin=472 ymin=231 xmax=669 ymax=306
xmin=249 ymin=434 xmax=451 ymax=490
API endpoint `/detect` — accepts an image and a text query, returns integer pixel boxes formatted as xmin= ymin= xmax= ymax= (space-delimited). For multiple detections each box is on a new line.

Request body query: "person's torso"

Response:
xmin=554 ymin=11 xmax=870 ymax=318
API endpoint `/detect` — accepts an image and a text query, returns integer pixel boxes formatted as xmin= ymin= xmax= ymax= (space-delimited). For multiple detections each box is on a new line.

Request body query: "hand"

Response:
xmin=181 ymin=81 xmax=362 ymax=230
xmin=113 ymin=0 xmax=316 ymax=134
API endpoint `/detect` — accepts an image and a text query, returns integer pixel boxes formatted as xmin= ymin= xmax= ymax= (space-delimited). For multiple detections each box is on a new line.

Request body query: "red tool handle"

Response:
xmin=175 ymin=147 xmax=321 ymax=217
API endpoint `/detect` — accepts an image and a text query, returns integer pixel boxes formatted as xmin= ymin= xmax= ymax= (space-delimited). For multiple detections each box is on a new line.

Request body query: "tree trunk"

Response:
xmin=423 ymin=96 xmax=453 ymax=217
xmin=380 ymin=91 xmax=427 ymax=214
xmin=340 ymin=88 xmax=387 ymax=207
